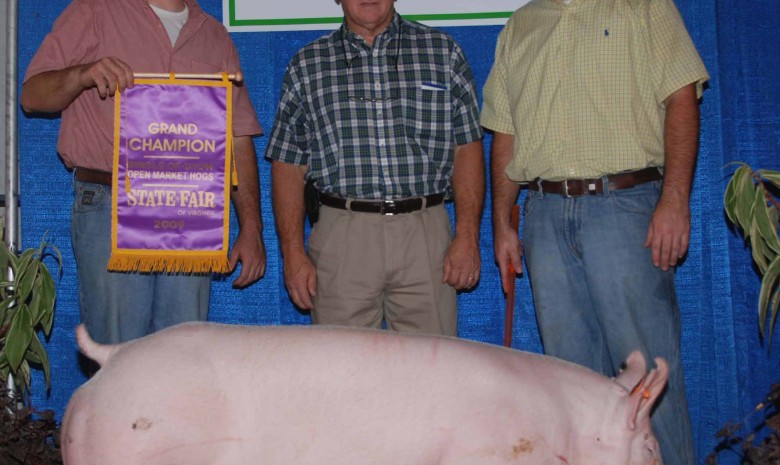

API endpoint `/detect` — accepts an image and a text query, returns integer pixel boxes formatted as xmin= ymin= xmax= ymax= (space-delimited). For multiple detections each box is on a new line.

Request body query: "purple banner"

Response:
xmin=114 ymin=82 xmax=228 ymax=252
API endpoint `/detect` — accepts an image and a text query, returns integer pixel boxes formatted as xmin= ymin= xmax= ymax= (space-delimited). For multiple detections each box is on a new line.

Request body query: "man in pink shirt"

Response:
xmin=21 ymin=0 xmax=266 ymax=344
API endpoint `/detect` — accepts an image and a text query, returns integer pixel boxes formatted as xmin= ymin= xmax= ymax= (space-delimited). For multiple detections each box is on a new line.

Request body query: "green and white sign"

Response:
xmin=223 ymin=0 xmax=530 ymax=32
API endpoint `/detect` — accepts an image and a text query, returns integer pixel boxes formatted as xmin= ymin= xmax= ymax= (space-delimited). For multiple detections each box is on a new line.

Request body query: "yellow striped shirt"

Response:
xmin=481 ymin=0 xmax=709 ymax=182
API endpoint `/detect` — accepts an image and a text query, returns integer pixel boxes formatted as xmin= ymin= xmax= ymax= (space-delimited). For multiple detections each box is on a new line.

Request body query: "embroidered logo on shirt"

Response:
xmin=604 ymin=29 xmax=609 ymax=37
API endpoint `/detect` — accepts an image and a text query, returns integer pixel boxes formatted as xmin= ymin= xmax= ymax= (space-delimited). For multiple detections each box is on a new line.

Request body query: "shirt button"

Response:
xmin=379 ymin=139 xmax=386 ymax=147
xmin=377 ymin=109 xmax=383 ymax=116
xmin=374 ymin=82 xmax=381 ymax=91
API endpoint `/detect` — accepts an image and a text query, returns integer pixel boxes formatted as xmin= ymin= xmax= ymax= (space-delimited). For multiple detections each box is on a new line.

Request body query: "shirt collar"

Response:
xmin=339 ymin=12 xmax=402 ymax=62
xmin=140 ymin=0 xmax=205 ymax=21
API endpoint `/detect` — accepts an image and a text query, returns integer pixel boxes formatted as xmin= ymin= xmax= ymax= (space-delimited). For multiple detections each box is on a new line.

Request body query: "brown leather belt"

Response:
xmin=528 ymin=167 xmax=663 ymax=197
xmin=74 ymin=167 xmax=112 ymax=186
xmin=319 ymin=193 xmax=444 ymax=215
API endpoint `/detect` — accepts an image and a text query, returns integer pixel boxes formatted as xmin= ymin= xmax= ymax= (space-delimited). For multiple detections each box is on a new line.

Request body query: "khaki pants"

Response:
xmin=308 ymin=204 xmax=456 ymax=336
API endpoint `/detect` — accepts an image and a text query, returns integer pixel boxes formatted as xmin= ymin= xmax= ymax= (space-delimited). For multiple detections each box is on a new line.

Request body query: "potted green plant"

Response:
xmin=0 ymin=222 xmax=63 ymax=465
xmin=724 ymin=163 xmax=780 ymax=342
xmin=706 ymin=163 xmax=780 ymax=465
xmin=0 ymin=226 xmax=60 ymax=397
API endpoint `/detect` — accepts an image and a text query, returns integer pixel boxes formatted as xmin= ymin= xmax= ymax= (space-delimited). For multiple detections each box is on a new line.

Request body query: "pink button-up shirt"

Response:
xmin=24 ymin=0 xmax=262 ymax=171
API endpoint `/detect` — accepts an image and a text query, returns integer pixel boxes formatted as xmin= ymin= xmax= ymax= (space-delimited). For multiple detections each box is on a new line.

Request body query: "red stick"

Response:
xmin=503 ymin=205 xmax=520 ymax=348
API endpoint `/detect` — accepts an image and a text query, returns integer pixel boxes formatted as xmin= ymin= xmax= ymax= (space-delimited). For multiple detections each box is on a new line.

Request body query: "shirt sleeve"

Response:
xmin=264 ymin=62 xmax=311 ymax=166
xmin=480 ymin=25 xmax=515 ymax=135
xmin=225 ymin=39 xmax=263 ymax=138
xmin=24 ymin=0 xmax=98 ymax=82
xmin=449 ymin=42 xmax=483 ymax=146
xmin=644 ymin=0 xmax=710 ymax=102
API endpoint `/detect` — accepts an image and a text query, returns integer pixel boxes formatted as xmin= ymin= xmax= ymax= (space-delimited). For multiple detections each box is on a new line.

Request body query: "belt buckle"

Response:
xmin=563 ymin=180 xmax=572 ymax=198
xmin=381 ymin=200 xmax=396 ymax=215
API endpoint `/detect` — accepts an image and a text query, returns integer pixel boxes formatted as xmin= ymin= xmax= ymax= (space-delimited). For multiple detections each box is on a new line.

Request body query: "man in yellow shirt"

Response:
xmin=482 ymin=0 xmax=708 ymax=463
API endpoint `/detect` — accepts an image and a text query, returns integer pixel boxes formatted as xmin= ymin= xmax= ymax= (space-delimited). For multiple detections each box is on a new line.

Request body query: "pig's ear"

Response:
xmin=626 ymin=357 xmax=669 ymax=431
xmin=615 ymin=351 xmax=646 ymax=392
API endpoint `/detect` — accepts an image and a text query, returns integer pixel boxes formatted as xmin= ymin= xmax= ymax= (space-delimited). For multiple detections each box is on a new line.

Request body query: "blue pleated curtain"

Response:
xmin=17 ymin=0 xmax=780 ymax=462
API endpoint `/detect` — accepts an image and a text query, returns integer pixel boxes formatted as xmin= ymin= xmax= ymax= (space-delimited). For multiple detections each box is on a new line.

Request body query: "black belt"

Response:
xmin=528 ymin=167 xmax=663 ymax=197
xmin=319 ymin=193 xmax=444 ymax=215
xmin=74 ymin=167 xmax=112 ymax=186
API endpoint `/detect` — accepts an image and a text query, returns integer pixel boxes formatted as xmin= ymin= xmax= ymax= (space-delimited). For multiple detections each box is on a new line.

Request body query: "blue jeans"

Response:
xmin=523 ymin=180 xmax=695 ymax=465
xmin=71 ymin=179 xmax=211 ymax=344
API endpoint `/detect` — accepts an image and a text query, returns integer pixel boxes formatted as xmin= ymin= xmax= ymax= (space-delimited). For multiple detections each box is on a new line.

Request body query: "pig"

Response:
xmin=61 ymin=322 xmax=666 ymax=465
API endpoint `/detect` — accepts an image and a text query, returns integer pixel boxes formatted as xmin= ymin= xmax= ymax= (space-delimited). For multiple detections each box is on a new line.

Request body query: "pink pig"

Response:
xmin=61 ymin=322 xmax=666 ymax=465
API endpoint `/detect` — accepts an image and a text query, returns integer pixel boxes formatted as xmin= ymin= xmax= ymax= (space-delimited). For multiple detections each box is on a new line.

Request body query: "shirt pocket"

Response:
xmin=403 ymin=84 xmax=450 ymax=147
xmin=73 ymin=182 xmax=110 ymax=215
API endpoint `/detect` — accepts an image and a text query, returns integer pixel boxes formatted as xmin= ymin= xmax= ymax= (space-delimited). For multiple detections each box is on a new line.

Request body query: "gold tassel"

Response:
xmin=108 ymin=254 xmax=231 ymax=274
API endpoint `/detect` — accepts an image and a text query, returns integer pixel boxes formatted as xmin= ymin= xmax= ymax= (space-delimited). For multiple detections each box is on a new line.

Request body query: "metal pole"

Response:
xmin=4 ymin=0 xmax=20 ymax=397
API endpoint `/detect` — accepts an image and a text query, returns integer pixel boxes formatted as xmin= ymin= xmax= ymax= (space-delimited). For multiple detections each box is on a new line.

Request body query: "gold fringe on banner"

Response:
xmin=108 ymin=252 xmax=231 ymax=274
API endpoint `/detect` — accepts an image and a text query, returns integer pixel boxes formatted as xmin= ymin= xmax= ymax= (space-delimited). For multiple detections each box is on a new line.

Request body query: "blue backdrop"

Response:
xmin=17 ymin=1 xmax=780 ymax=462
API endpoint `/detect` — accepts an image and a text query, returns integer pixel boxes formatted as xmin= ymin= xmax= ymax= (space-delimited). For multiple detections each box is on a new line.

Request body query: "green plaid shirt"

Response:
xmin=265 ymin=14 xmax=482 ymax=200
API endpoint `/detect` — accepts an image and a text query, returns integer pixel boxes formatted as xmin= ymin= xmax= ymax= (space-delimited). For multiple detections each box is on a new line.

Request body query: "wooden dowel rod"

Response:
xmin=133 ymin=71 xmax=243 ymax=82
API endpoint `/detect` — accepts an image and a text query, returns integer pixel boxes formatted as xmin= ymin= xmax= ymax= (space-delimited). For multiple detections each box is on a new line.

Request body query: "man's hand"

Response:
xmin=442 ymin=236 xmax=481 ymax=290
xmin=283 ymin=252 xmax=317 ymax=310
xmin=494 ymin=224 xmax=523 ymax=294
xmin=79 ymin=57 xmax=135 ymax=99
xmin=21 ymin=56 xmax=134 ymax=114
xmin=447 ymin=139 xmax=485 ymax=291
xmin=229 ymin=229 xmax=267 ymax=288
xmin=645 ymin=82 xmax=700 ymax=271
xmin=644 ymin=195 xmax=690 ymax=271
xmin=229 ymin=136 xmax=265 ymax=288
xmin=489 ymin=130 xmax=523 ymax=294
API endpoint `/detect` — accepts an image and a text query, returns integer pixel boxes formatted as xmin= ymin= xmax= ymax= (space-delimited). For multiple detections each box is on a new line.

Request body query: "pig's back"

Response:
xmin=63 ymin=323 xmax=605 ymax=465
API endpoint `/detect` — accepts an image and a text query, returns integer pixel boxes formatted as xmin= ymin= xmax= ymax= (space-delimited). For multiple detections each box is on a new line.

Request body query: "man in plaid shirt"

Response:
xmin=266 ymin=0 xmax=484 ymax=335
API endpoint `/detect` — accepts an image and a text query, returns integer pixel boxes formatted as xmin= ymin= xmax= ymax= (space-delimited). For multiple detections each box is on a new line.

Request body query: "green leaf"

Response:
xmin=725 ymin=165 xmax=747 ymax=227
xmin=27 ymin=335 xmax=51 ymax=389
xmin=0 ymin=297 xmax=14 ymax=327
xmin=13 ymin=248 xmax=36 ymax=277
xmin=5 ymin=303 xmax=33 ymax=372
xmin=736 ymin=166 xmax=758 ymax=233
xmin=758 ymin=256 xmax=780 ymax=338
xmin=770 ymin=206 xmax=780 ymax=233
xmin=38 ymin=269 xmax=56 ymax=336
xmin=749 ymin=219 xmax=770 ymax=273
xmin=16 ymin=260 xmax=39 ymax=305
xmin=758 ymin=169 xmax=780 ymax=188
xmin=41 ymin=300 xmax=55 ymax=336
xmin=724 ymin=167 xmax=741 ymax=224
xmin=27 ymin=281 xmax=43 ymax=326
xmin=17 ymin=359 xmax=31 ymax=392
xmin=0 ymin=246 xmax=9 ymax=284
xmin=1 ymin=244 xmax=19 ymax=272
xmin=0 ymin=365 xmax=9 ymax=387
xmin=768 ymin=287 xmax=780 ymax=347
xmin=751 ymin=187 xmax=780 ymax=255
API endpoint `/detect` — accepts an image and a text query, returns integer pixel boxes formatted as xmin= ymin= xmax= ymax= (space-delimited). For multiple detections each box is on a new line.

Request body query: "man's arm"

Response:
xmin=644 ymin=83 xmax=700 ymax=271
xmin=442 ymin=140 xmax=485 ymax=290
xmin=271 ymin=160 xmax=316 ymax=309
xmin=229 ymin=136 xmax=266 ymax=288
xmin=490 ymin=131 xmax=522 ymax=294
xmin=21 ymin=57 xmax=134 ymax=113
